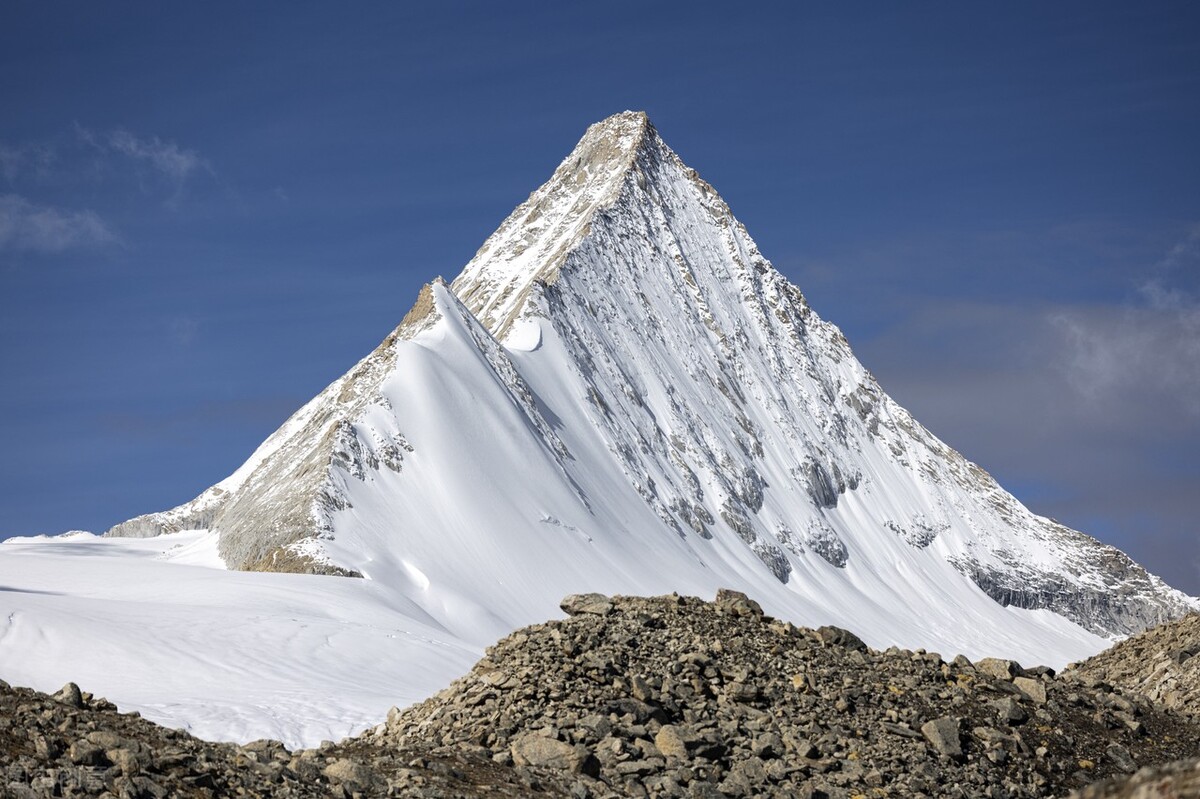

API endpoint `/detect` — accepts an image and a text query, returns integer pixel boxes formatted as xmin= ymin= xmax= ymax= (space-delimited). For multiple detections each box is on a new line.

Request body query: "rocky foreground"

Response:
xmin=6 ymin=592 xmax=1200 ymax=798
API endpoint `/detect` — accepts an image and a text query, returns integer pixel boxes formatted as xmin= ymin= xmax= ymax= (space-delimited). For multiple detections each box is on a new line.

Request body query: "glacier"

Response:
xmin=1 ymin=111 xmax=1194 ymax=747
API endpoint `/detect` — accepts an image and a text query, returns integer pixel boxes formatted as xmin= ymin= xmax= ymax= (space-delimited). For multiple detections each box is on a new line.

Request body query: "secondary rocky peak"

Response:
xmin=396 ymin=278 xmax=447 ymax=339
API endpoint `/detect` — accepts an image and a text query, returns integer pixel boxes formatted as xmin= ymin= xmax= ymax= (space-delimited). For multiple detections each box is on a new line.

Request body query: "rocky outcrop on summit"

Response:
xmin=103 ymin=110 xmax=1194 ymax=661
xmin=1068 ymin=614 xmax=1200 ymax=718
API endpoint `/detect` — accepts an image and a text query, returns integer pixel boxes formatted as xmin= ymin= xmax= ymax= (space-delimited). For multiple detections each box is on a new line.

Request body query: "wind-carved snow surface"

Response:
xmin=4 ymin=111 xmax=1196 ymax=746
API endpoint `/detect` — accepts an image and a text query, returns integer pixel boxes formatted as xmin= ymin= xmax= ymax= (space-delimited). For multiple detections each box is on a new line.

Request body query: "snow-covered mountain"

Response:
xmin=109 ymin=111 xmax=1195 ymax=646
xmin=3 ymin=112 xmax=1195 ymax=745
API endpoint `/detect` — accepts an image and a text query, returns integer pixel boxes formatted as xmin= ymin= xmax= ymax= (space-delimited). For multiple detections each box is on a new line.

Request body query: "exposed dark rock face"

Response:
xmin=8 ymin=592 xmax=1200 ymax=798
xmin=951 ymin=547 xmax=1192 ymax=639
xmin=797 ymin=459 xmax=857 ymax=511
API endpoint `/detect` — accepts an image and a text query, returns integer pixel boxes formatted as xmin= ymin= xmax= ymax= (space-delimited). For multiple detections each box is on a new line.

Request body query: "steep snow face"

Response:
xmin=95 ymin=111 xmax=1195 ymax=667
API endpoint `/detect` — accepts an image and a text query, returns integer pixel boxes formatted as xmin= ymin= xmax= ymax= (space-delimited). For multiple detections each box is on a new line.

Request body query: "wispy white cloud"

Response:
xmin=0 ymin=193 xmax=119 ymax=253
xmin=0 ymin=127 xmax=209 ymax=254
xmin=1052 ymin=226 xmax=1200 ymax=416
xmin=105 ymin=129 xmax=207 ymax=184
xmin=1139 ymin=279 xmax=1200 ymax=341
xmin=74 ymin=125 xmax=210 ymax=203
xmin=4 ymin=126 xmax=210 ymax=216
xmin=1053 ymin=300 xmax=1200 ymax=416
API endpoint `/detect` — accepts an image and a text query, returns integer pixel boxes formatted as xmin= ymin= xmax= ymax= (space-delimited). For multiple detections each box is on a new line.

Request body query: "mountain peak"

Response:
xmin=595 ymin=109 xmax=650 ymax=130
xmin=99 ymin=112 xmax=1198 ymax=680
xmin=451 ymin=111 xmax=668 ymax=338
xmin=573 ymin=109 xmax=654 ymax=164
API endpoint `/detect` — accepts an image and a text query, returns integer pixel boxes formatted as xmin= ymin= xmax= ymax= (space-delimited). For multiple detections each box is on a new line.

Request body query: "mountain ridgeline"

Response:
xmin=105 ymin=111 xmax=1195 ymax=664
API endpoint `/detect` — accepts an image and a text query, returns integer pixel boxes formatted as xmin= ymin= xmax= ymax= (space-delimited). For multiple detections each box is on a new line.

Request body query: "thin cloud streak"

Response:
xmin=849 ymin=287 xmax=1199 ymax=594
xmin=0 ymin=194 xmax=119 ymax=253
xmin=105 ymin=129 xmax=207 ymax=184
xmin=74 ymin=125 xmax=211 ymax=204
xmin=3 ymin=127 xmax=211 ymax=218
xmin=1052 ymin=227 xmax=1200 ymax=418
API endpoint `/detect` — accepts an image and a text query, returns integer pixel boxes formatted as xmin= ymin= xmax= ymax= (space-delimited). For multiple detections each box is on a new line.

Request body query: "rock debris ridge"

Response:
xmin=9 ymin=592 xmax=1200 ymax=798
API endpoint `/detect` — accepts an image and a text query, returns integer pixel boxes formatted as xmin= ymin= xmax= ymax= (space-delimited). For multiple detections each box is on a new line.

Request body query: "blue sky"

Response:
xmin=2 ymin=3 xmax=1198 ymax=591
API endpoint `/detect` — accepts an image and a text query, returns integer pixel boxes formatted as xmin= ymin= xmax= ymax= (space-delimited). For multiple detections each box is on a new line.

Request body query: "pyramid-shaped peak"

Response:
xmin=80 ymin=110 xmax=1200 ymax=750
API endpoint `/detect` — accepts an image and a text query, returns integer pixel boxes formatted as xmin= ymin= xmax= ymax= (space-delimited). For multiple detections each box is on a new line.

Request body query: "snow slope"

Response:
xmin=2 ymin=111 xmax=1195 ymax=745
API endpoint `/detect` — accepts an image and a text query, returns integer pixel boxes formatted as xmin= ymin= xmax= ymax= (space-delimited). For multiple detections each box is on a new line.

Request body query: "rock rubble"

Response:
xmin=0 ymin=677 xmax=554 ymax=798
xmin=367 ymin=591 xmax=1200 ymax=798
xmin=7 ymin=591 xmax=1200 ymax=798
xmin=1067 ymin=756 xmax=1200 ymax=799
xmin=1068 ymin=613 xmax=1200 ymax=718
